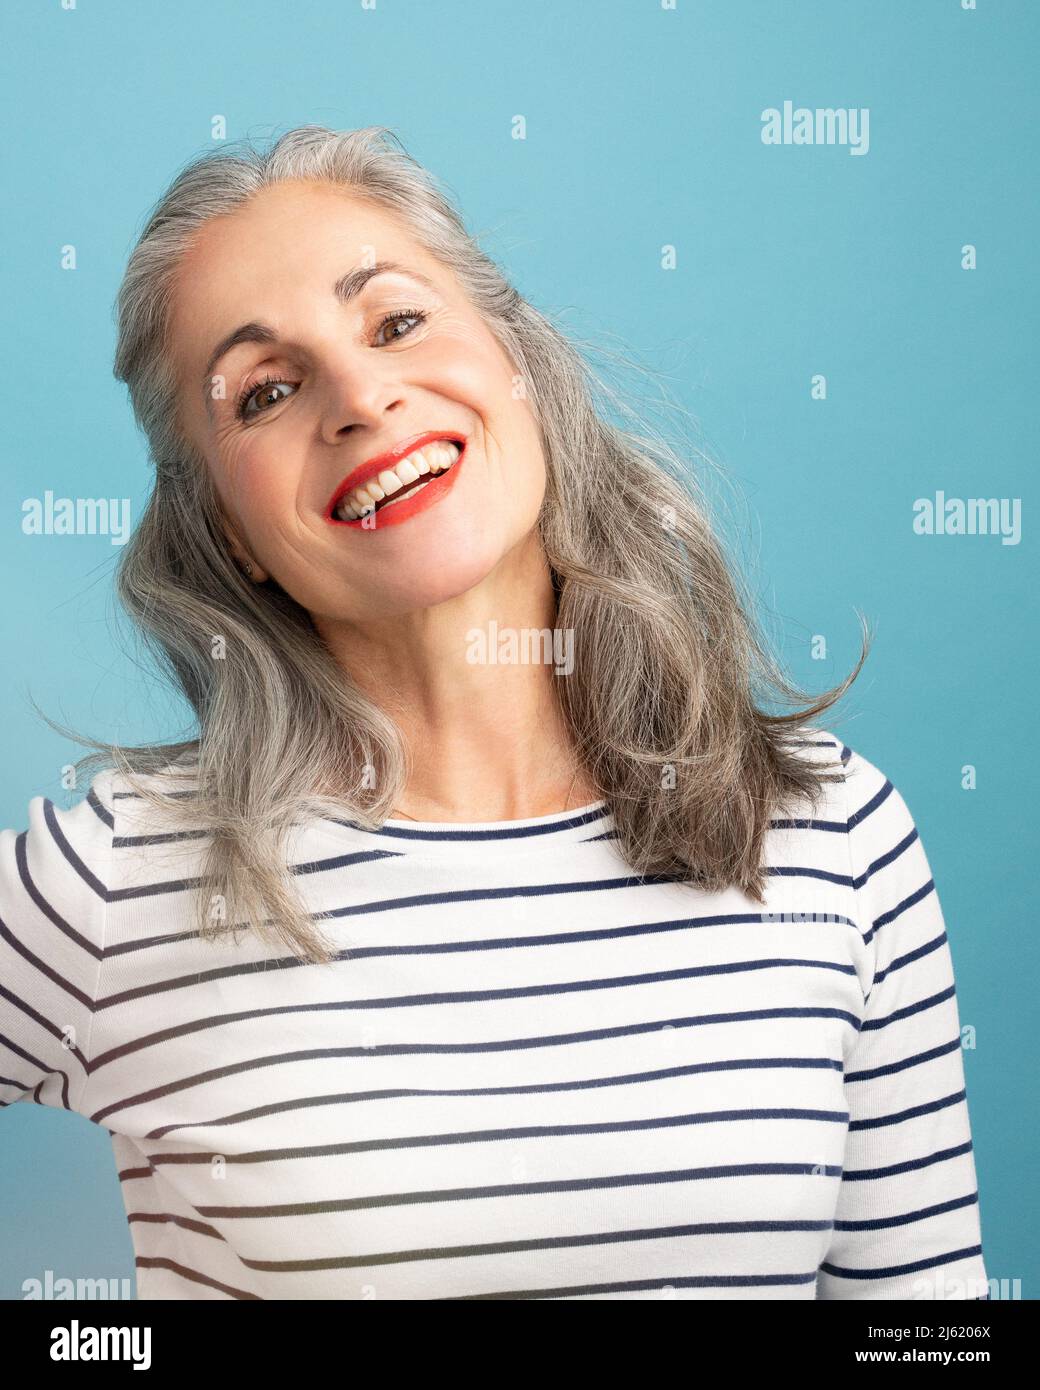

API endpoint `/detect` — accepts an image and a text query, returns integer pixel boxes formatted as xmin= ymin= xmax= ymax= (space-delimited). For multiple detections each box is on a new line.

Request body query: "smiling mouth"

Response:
xmin=331 ymin=438 xmax=464 ymax=522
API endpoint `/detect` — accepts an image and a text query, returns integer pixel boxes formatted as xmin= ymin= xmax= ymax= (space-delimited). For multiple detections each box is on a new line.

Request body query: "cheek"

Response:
xmin=213 ymin=435 xmax=297 ymax=532
xmin=429 ymin=326 xmax=543 ymax=464
xmin=427 ymin=315 xmax=519 ymax=409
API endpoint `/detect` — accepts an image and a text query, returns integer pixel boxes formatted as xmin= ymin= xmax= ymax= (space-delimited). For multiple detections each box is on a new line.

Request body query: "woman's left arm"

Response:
xmin=816 ymin=747 xmax=989 ymax=1300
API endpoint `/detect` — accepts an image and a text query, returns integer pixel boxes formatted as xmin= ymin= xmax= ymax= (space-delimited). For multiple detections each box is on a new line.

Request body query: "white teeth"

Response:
xmin=334 ymin=439 xmax=461 ymax=521
xmin=379 ymin=478 xmax=434 ymax=511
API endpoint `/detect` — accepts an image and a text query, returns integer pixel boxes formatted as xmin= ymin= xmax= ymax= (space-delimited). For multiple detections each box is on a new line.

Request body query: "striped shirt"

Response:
xmin=0 ymin=729 xmax=988 ymax=1300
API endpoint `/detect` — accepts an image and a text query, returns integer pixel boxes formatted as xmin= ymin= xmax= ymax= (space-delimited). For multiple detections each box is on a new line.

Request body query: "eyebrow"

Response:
xmin=199 ymin=260 xmax=439 ymax=404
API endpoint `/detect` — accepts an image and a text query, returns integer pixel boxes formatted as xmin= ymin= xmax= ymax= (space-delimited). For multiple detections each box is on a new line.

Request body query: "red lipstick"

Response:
xmin=325 ymin=431 xmax=467 ymax=531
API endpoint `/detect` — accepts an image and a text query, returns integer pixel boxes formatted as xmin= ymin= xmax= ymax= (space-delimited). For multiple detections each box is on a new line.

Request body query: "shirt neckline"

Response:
xmin=322 ymin=798 xmax=614 ymax=855
xmin=381 ymin=798 xmax=609 ymax=835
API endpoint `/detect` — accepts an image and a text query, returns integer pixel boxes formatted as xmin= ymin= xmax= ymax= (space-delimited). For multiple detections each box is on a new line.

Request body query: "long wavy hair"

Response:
xmin=54 ymin=124 xmax=869 ymax=964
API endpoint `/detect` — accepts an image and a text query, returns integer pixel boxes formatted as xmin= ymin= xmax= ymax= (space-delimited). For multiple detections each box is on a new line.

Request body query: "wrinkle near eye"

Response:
xmin=212 ymin=419 xmax=254 ymax=491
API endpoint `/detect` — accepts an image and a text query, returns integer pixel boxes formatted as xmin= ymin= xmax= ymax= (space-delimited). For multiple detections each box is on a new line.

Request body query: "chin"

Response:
xmin=365 ymin=547 xmax=511 ymax=616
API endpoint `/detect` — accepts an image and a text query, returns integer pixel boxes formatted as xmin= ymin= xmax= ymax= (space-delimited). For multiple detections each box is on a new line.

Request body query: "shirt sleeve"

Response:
xmin=0 ymin=775 xmax=112 ymax=1117
xmin=816 ymin=744 xmax=989 ymax=1299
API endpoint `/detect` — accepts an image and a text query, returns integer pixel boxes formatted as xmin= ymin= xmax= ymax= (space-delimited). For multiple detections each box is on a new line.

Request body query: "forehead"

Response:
xmin=170 ymin=180 xmax=446 ymax=371
xmin=180 ymin=179 xmax=428 ymax=277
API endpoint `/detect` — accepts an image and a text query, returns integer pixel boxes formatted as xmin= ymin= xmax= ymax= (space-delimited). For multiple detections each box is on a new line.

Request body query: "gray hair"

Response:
xmin=58 ymin=124 xmax=868 ymax=964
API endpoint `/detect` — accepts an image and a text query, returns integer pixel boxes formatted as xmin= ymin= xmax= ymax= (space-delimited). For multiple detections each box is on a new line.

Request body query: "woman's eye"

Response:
xmin=374 ymin=309 xmax=428 ymax=346
xmin=236 ymin=378 xmax=296 ymax=421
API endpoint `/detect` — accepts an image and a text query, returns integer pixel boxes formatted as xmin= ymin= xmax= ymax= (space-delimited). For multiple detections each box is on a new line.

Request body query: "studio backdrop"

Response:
xmin=0 ymin=0 xmax=1033 ymax=1300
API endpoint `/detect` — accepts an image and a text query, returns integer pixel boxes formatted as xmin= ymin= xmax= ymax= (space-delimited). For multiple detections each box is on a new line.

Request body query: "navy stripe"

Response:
xmin=846 ymin=1035 xmax=964 ymax=1083
xmin=329 ymin=802 xmax=611 ymax=842
xmin=201 ymin=1162 xmax=846 ymax=1220
xmin=141 ymin=1056 xmax=845 ymax=1140
xmin=86 ymin=788 xmax=115 ymax=830
xmin=860 ymin=982 xmax=956 ymax=1032
xmin=0 ymin=912 xmax=96 ymax=1017
xmin=834 ymin=1191 xmax=979 ymax=1232
xmin=135 ymin=1103 xmax=850 ymax=1167
xmin=847 ymin=777 xmax=896 ymax=833
xmin=127 ymin=1211 xmax=224 ymax=1239
xmin=0 ymin=1024 xmax=73 ymax=1108
xmin=133 ymin=1256 xmax=261 ymax=1300
xmin=113 ymin=830 xmax=209 ymax=847
xmin=92 ymin=1006 xmax=860 ymax=1125
xmin=234 ymin=1219 xmax=835 ymax=1271
xmin=871 ymin=930 xmax=947 ymax=988
xmin=866 ymin=878 xmax=936 ymax=946
xmin=848 ymin=1088 xmax=967 ymax=1131
xmin=15 ymin=832 xmax=103 ymax=960
xmin=91 ymin=902 xmax=862 ymax=965
xmin=445 ymin=1271 xmax=819 ymax=1299
xmin=842 ymin=1139 xmax=975 ymax=1181
xmin=42 ymin=799 xmax=109 ymax=900
xmin=820 ymin=1243 xmax=983 ymax=1281
xmin=91 ymin=949 xmax=858 ymax=1041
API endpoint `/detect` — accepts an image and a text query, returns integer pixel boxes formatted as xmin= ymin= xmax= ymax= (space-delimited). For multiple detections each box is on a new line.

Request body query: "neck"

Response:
xmin=312 ymin=534 xmax=596 ymax=822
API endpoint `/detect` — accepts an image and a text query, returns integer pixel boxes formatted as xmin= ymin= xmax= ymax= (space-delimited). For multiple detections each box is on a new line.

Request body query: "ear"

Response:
xmin=220 ymin=518 xmax=269 ymax=584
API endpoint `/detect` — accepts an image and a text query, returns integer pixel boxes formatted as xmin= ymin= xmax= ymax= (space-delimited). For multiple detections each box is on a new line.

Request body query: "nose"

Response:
xmin=316 ymin=340 xmax=408 ymax=446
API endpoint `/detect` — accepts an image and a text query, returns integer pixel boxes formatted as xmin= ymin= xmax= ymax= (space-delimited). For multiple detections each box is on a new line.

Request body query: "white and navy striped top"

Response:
xmin=0 ymin=729 xmax=988 ymax=1300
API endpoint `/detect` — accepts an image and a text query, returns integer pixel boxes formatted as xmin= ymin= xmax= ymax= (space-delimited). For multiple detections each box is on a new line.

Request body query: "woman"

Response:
xmin=1 ymin=126 xmax=987 ymax=1301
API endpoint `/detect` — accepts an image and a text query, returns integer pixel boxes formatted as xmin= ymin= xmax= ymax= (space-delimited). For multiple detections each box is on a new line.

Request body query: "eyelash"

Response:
xmin=233 ymin=307 xmax=430 ymax=421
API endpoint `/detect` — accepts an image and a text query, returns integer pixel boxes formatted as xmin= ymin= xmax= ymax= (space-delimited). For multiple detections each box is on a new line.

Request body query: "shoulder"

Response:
xmin=802 ymin=727 xmax=942 ymax=937
xmin=1 ymin=760 xmax=202 ymax=900
xmin=102 ymin=761 xmax=202 ymax=839
xmin=1 ymin=768 xmax=118 ymax=906
xmin=790 ymin=724 xmax=920 ymax=836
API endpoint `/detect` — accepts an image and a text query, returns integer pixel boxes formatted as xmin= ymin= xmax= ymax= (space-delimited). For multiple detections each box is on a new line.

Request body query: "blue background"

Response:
xmin=0 ymin=0 xmax=1034 ymax=1299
